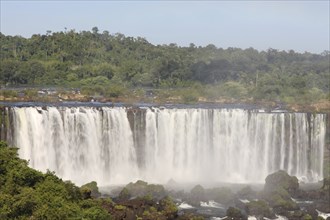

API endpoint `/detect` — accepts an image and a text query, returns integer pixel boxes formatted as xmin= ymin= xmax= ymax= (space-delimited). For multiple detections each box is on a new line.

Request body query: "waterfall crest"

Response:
xmin=10 ymin=107 xmax=326 ymax=185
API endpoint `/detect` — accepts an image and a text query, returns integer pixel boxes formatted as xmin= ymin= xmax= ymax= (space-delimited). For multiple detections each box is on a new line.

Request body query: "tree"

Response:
xmin=92 ymin=26 xmax=99 ymax=35
xmin=0 ymin=141 xmax=112 ymax=219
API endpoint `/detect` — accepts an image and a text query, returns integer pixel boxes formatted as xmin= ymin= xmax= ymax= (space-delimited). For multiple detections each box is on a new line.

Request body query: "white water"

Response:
xmin=200 ymin=200 xmax=224 ymax=209
xmin=178 ymin=202 xmax=194 ymax=209
xmin=316 ymin=210 xmax=330 ymax=219
xmin=10 ymin=107 xmax=326 ymax=186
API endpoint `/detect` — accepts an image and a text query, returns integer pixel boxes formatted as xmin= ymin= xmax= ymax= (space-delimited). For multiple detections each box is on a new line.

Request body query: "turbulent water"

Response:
xmin=8 ymin=107 xmax=326 ymax=185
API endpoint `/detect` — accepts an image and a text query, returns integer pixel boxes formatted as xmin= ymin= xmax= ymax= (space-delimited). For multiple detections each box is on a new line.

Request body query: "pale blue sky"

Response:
xmin=1 ymin=1 xmax=329 ymax=53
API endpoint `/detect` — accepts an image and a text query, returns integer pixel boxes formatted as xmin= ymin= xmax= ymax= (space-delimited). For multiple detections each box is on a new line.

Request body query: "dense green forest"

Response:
xmin=0 ymin=28 xmax=329 ymax=104
xmin=0 ymin=141 xmax=113 ymax=219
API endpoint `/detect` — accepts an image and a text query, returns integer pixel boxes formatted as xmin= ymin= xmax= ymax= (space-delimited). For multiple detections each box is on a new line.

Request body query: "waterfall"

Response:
xmin=9 ymin=107 xmax=326 ymax=186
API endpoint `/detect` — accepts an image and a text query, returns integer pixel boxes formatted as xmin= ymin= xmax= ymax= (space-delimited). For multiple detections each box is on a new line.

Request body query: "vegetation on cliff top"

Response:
xmin=0 ymin=28 xmax=329 ymax=109
xmin=0 ymin=141 xmax=113 ymax=219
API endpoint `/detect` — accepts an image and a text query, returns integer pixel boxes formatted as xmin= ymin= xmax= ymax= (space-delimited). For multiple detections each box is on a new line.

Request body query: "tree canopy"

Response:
xmin=0 ymin=141 xmax=113 ymax=219
xmin=0 ymin=28 xmax=329 ymax=104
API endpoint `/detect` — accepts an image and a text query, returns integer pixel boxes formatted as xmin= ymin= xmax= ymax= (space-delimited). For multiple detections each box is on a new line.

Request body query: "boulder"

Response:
xmin=118 ymin=187 xmax=131 ymax=201
xmin=263 ymin=171 xmax=299 ymax=215
xmin=267 ymin=187 xmax=299 ymax=210
xmin=245 ymin=200 xmax=274 ymax=219
xmin=264 ymin=170 xmax=299 ymax=195
xmin=158 ymin=196 xmax=179 ymax=219
xmin=190 ymin=185 xmax=206 ymax=201
xmin=207 ymin=187 xmax=235 ymax=206
xmin=80 ymin=181 xmax=101 ymax=198
xmin=120 ymin=180 xmax=166 ymax=200
xmin=226 ymin=206 xmax=246 ymax=219
xmin=237 ymin=186 xmax=257 ymax=201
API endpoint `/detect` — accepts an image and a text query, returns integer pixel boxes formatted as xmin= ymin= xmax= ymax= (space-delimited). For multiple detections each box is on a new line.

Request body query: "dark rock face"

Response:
xmin=207 ymin=187 xmax=235 ymax=206
xmin=118 ymin=180 xmax=167 ymax=201
xmin=226 ymin=206 xmax=246 ymax=219
xmin=80 ymin=181 xmax=101 ymax=198
xmin=108 ymin=172 xmax=329 ymax=219
xmin=245 ymin=200 xmax=274 ymax=219
xmin=110 ymin=195 xmax=205 ymax=220
xmin=264 ymin=170 xmax=299 ymax=195
xmin=109 ymin=172 xmax=329 ymax=220
xmin=111 ymin=181 xmax=210 ymax=219
xmin=237 ymin=186 xmax=257 ymax=201
xmin=118 ymin=187 xmax=131 ymax=201
xmin=187 ymin=184 xmax=206 ymax=206
xmin=261 ymin=170 xmax=330 ymax=219
xmin=262 ymin=170 xmax=300 ymax=216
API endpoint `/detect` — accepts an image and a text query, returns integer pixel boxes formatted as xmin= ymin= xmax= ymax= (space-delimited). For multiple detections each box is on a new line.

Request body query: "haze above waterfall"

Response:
xmin=10 ymin=106 xmax=326 ymax=186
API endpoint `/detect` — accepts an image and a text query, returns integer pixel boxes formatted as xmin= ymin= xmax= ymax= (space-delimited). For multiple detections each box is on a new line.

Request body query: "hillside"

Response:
xmin=0 ymin=28 xmax=329 ymax=109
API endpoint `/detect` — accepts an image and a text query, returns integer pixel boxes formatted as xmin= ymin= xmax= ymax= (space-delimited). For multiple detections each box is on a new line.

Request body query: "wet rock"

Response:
xmin=118 ymin=187 xmax=131 ymax=201
xmin=80 ymin=181 xmax=101 ymax=198
xmin=264 ymin=170 xmax=299 ymax=195
xmin=321 ymin=177 xmax=330 ymax=190
xmin=112 ymin=196 xmax=178 ymax=220
xmin=245 ymin=200 xmax=274 ymax=219
xmin=303 ymin=204 xmax=319 ymax=220
xmin=207 ymin=187 xmax=235 ymax=206
xmin=302 ymin=214 xmax=313 ymax=220
xmin=166 ymin=178 xmax=178 ymax=188
xmin=190 ymin=185 xmax=206 ymax=201
xmin=267 ymin=187 xmax=299 ymax=211
xmin=226 ymin=206 xmax=247 ymax=219
xmin=120 ymin=180 xmax=166 ymax=200
xmin=286 ymin=210 xmax=305 ymax=219
xmin=237 ymin=186 xmax=257 ymax=201
xmin=262 ymin=170 xmax=300 ymax=217
xmin=159 ymin=196 xmax=179 ymax=219
xmin=177 ymin=212 xmax=205 ymax=220
xmin=315 ymin=202 xmax=330 ymax=213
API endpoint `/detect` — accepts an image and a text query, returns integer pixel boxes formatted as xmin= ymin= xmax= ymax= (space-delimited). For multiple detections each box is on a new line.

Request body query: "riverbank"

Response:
xmin=1 ymin=91 xmax=329 ymax=113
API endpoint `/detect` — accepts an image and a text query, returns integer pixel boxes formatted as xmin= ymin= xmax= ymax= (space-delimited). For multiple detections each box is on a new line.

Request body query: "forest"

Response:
xmin=0 ymin=27 xmax=329 ymax=106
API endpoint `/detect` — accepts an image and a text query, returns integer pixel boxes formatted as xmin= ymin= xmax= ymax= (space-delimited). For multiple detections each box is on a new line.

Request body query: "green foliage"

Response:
xmin=190 ymin=184 xmax=205 ymax=198
xmin=0 ymin=90 xmax=18 ymax=98
xmin=303 ymin=214 xmax=313 ymax=220
xmin=0 ymin=30 xmax=328 ymax=104
xmin=180 ymin=88 xmax=199 ymax=103
xmin=80 ymin=186 xmax=92 ymax=199
xmin=0 ymin=141 xmax=112 ymax=219
xmin=105 ymin=84 xmax=127 ymax=98
xmin=81 ymin=181 xmax=100 ymax=198
xmin=226 ymin=206 xmax=244 ymax=219
xmin=82 ymin=206 xmax=112 ymax=220
xmin=118 ymin=187 xmax=131 ymax=200
xmin=268 ymin=193 xmax=298 ymax=210
xmin=245 ymin=200 xmax=272 ymax=218
xmin=123 ymin=180 xmax=166 ymax=199
xmin=24 ymin=89 xmax=38 ymax=98
xmin=159 ymin=196 xmax=178 ymax=217
xmin=64 ymin=180 xmax=82 ymax=201
xmin=114 ymin=205 xmax=126 ymax=210
xmin=208 ymin=187 xmax=234 ymax=205
xmin=237 ymin=185 xmax=256 ymax=200
xmin=143 ymin=210 xmax=151 ymax=216
xmin=264 ymin=170 xmax=299 ymax=194
xmin=322 ymin=177 xmax=330 ymax=190
xmin=263 ymin=170 xmax=299 ymax=211
xmin=221 ymin=81 xmax=248 ymax=99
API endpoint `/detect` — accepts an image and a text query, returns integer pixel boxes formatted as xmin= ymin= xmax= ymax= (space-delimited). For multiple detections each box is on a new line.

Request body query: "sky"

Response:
xmin=0 ymin=0 xmax=329 ymax=53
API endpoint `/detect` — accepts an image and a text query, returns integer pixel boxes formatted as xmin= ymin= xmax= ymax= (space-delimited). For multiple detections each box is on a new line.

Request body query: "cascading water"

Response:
xmin=8 ymin=106 xmax=326 ymax=186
